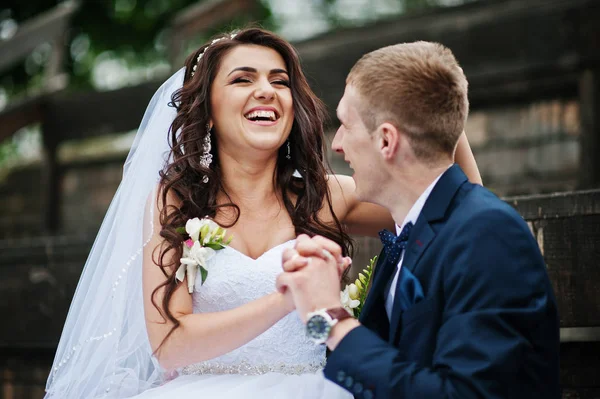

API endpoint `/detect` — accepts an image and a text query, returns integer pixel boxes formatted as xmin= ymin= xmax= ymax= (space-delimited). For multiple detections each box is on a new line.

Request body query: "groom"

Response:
xmin=277 ymin=42 xmax=560 ymax=398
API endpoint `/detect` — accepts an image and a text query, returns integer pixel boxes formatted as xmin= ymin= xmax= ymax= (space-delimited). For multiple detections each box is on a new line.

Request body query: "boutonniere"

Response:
xmin=175 ymin=217 xmax=232 ymax=293
xmin=340 ymin=256 xmax=377 ymax=318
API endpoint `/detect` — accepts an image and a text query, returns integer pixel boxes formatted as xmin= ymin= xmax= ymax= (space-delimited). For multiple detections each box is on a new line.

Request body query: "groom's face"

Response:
xmin=332 ymin=85 xmax=380 ymax=201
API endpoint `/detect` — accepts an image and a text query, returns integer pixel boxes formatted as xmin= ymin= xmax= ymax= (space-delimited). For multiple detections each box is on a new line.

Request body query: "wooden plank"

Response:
xmin=0 ymin=80 xmax=160 ymax=144
xmin=40 ymin=122 xmax=60 ymax=233
xmin=579 ymin=69 xmax=600 ymax=189
xmin=560 ymin=342 xmax=600 ymax=392
xmin=538 ymin=215 xmax=600 ymax=327
xmin=44 ymin=80 xmax=161 ymax=141
xmin=506 ymin=190 xmax=600 ymax=219
xmin=0 ymin=2 xmax=79 ymax=73
xmin=561 ymin=327 xmax=600 ymax=342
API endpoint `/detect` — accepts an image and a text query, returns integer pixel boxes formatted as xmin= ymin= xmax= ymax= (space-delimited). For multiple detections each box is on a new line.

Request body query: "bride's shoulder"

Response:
xmin=326 ymin=174 xmax=356 ymax=194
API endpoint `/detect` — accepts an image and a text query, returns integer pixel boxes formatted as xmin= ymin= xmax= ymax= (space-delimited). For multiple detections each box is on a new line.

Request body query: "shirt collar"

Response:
xmin=395 ymin=165 xmax=452 ymax=235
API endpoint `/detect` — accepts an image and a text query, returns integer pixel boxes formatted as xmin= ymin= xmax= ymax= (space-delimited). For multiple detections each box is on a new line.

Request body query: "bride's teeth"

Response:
xmin=245 ymin=110 xmax=277 ymax=121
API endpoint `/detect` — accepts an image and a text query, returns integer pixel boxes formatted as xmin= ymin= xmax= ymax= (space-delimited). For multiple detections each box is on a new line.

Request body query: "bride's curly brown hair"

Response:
xmin=152 ymin=28 xmax=353 ymax=348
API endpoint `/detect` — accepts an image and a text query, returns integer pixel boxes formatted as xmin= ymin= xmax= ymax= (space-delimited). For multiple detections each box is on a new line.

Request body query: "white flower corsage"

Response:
xmin=175 ymin=217 xmax=232 ymax=293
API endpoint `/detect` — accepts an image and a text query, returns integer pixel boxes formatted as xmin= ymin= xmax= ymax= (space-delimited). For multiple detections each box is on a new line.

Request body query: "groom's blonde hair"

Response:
xmin=347 ymin=41 xmax=469 ymax=163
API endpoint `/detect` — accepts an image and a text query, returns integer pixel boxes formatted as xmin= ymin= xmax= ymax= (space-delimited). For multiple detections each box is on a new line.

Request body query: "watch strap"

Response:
xmin=325 ymin=307 xmax=353 ymax=322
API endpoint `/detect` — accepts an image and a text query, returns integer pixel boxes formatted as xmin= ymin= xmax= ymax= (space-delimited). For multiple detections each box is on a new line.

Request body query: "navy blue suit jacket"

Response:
xmin=324 ymin=165 xmax=560 ymax=398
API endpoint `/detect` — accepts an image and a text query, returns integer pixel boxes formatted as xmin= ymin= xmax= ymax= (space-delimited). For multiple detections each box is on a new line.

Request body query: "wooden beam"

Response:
xmin=579 ymin=69 xmax=600 ymax=189
xmin=40 ymin=121 xmax=60 ymax=233
xmin=43 ymin=80 xmax=162 ymax=141
xmin=0 ymin=96 xmax=45 ymax=143
xmin=0 ymin=2 xmax=79 ymax=74
xmin=561 ymin=327 xmax=600 ymax=342
xmin=0 ymin=79 xmax=160 ymax=145
xmin=506 ymin=190 xmax=600 ymax=220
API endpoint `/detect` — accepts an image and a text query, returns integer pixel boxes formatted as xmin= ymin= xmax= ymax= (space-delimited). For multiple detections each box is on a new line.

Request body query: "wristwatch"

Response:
xmin=305 ymin=307 xmax=353 ymax=345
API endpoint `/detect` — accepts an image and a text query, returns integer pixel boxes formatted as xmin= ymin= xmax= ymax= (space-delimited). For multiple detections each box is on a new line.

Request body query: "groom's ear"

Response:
xmin=377 ymin=122 xmax=400 ymax=161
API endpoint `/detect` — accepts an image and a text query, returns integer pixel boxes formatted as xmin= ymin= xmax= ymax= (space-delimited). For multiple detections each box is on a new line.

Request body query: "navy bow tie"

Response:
xmin=378 ymin=222 xmax=414 ymax=265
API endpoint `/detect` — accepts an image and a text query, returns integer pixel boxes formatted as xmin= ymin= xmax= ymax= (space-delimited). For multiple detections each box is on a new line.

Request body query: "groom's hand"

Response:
xmin=281 ymin=235 xmax=351 ymax=277
xmin=277 ymin=235 xmax=349 ymax=323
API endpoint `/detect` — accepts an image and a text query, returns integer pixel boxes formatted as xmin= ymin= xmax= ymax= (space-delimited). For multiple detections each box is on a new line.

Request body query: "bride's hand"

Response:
xmin=282 ymin=236 xmax=352 ymax=279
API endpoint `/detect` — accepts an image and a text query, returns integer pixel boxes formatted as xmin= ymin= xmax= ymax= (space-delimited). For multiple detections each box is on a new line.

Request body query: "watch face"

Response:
xmin=306 ymin=314 xmax=331 ymax=342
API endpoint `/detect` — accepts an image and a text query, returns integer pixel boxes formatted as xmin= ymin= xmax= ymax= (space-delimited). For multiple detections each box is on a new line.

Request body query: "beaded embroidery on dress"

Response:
xmin=132 ymin=240 xmax=352 ymax=399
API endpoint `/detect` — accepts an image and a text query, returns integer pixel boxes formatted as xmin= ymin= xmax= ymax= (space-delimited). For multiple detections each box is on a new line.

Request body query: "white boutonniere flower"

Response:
xmin=340 ymin=283 xmax=361 ymax=315
xmin=340 ymin=256 xmax=377 ymax=318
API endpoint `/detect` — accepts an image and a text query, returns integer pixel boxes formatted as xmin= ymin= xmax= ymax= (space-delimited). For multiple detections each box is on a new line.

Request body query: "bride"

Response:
xmin=44 ymin=28 xmax=481 ymax=398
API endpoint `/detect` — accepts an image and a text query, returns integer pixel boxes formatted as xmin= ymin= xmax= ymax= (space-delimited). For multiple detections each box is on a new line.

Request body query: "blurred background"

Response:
xmin=1 ymin=0 xmax=599 ymax=397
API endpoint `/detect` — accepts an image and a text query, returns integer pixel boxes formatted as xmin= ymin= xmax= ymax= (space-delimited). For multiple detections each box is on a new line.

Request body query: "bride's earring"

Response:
xmin=286 ymin=140 xmax=292 ymax=160
xmin=200 ymin=124 xmax=213 ymax=183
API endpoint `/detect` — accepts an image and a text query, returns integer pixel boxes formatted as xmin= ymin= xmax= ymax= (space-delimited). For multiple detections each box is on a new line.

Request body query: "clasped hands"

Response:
xmin=276 ymin=234 xmax=352 ymax=322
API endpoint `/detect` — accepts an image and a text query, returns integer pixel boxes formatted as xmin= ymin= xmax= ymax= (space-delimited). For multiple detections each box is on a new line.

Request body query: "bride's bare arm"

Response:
xmin=329 ymin=131 xmax=482 ymax=237
xmin=142 ymin=189 xmax=292 ymax=370
xmin=454 ymin=131 xmax=482 ymax=185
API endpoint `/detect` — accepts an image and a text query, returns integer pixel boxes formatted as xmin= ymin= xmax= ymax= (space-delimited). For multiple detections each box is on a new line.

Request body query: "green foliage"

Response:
xmin=354 ymin=255 xmax=377 ymax=318
xmin=0 ymin=138 xmax=18 ymax=167
xmin=199 ymin=265 xmax=208 ymax=284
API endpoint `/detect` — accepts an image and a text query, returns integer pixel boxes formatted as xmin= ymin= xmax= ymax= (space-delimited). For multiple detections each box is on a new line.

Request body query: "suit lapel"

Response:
xmin=388 ymin=164 xmax=469 ymax=342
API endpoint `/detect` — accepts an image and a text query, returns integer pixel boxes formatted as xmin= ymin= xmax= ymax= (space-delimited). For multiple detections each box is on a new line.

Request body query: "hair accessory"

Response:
xmin=191 ymin=33 xmax=238 ymax=77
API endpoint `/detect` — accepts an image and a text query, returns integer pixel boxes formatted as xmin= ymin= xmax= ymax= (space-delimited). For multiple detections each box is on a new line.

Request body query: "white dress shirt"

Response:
xmin=385 ymin=168 xmax=450 ymax=320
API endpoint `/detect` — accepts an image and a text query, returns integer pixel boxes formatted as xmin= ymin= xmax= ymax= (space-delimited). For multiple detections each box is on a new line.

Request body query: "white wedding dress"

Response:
xmin=133 ymin=239 xmax=352 ymax=398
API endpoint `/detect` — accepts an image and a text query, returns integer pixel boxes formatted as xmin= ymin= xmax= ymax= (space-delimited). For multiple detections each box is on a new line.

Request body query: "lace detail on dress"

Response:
xmin=186 ymin=240 xmax=326 ymax=375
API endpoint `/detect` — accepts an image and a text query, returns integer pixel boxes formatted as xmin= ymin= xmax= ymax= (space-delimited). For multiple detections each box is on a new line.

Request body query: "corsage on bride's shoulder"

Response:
xmin=175 ymin=217 xmax=232 ymax=293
